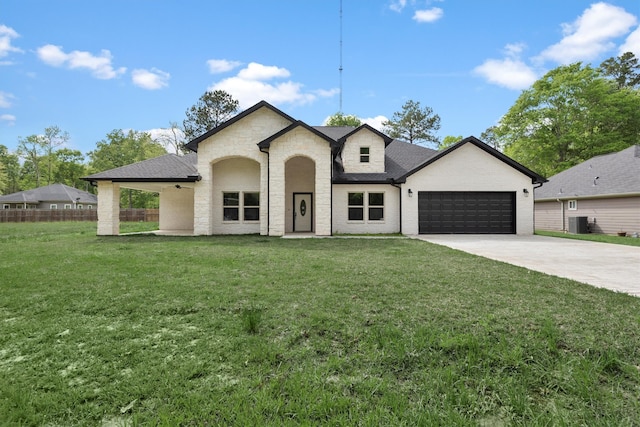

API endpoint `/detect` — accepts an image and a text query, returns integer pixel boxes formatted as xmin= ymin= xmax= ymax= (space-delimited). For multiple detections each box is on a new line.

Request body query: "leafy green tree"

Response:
xmin=480 ymin=126 xmax=501 ymax=150
xmin=438 ymin=135 xmax=463 ymax=150
xmin=599 ymin=52 xmax=640 ymax=89
xmin=0 ymin=145 xmax=20 ymax=194
xmin=42 ymin=126 xmax=70 ymax=185
xmin=53 ymin=148 xmax=87 ymax=189
xmin=325 ymin=112 xmax=362 ymax=127
xmin=382 ymin=100 xmax=441 ymax=146
xmin=16 ymin=134 xmax=46 ymax=187
xmin=495 ymin=62 xmax=640 ymax=177
xmin=183 ymin=90 xmax=239 ymax=140
xmin=0 ymin=162 xmax=6 ymax=194
xmin=88 ymin=129 xmax=167 ymax=208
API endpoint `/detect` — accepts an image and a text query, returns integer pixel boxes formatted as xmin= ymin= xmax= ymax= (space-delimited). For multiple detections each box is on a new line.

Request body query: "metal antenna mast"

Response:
xmin=339 ymin=0 xmax=343 ymax=113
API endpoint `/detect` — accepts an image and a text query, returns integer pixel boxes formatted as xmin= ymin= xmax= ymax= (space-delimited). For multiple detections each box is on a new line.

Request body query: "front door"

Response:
xmin=293 ymin=193 xmax=313 ymax=232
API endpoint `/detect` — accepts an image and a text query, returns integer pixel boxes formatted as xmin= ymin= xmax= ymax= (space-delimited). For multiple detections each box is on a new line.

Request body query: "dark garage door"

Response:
xmin=418 ymin=191 xmax=515 ymax=234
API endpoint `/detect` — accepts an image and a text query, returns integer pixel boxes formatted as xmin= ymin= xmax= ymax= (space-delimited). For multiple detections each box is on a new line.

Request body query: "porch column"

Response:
xmin=269 ymin=160 xmax=285 ymax=236
xmin=97 ymin=181 xmax=120 ymax=235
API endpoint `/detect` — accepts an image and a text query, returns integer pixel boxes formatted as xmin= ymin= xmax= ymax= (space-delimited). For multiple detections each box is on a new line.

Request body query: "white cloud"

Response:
xmin=361 ymin=115 xmax=388 ymax=131
xmin=36 ymin=44 xmax=126 ymax=79
xmin=0 ymin=91 xmax=15 ymax=108
xmin=619 ymin=26 xmax=640 ymax=57
xmin=413 ymin=7 xmax=444 ymax=23
xmin=207 ymin=59 xmax=242 ymax=74
xmin=389 ymin=0 xmax=407 ymax=13
xmin=0 ymin=114 xmax=16 ymax=125
xmin=209 ymin=62 xmax=337 ymax=109
xmin=473 ymin=58 xmax=538 ymax=90
xmin=537 ymin=2 xmax=637 ymax=64
xmin=132 ymin=68 xmax=170 ymax=90
xmin=237 ymin=62 xmax=290 ymax=80
xmin=0 ymin=25 xmax=23 ymax=58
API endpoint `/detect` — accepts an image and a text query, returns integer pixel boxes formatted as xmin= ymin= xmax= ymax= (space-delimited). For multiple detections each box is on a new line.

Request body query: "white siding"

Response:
xmin=332 ymin=184 xmax=400 ymax=234
xmin=402 ymin=143 xmax=535 ymax=235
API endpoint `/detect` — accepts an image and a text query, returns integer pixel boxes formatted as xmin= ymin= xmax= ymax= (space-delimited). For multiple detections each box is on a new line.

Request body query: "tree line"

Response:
xmin=1 ymin=52 xmax=638 ymax=205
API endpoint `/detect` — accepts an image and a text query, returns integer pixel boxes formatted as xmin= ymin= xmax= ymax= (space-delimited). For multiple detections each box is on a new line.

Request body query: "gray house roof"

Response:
xmin=83 ymin=153 xmax=198 ymax=182
xmin=534 ymin=145 xmax=640 ymax=201
xmin=0 ymin=183 xmax=97 ymax=204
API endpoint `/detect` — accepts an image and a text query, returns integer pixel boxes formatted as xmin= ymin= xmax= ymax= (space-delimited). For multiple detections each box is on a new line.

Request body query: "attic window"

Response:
xmin=568 ymin=200 xmax=577 ymax=210
xmin=360 ymin=147 xmax=370 ymax=163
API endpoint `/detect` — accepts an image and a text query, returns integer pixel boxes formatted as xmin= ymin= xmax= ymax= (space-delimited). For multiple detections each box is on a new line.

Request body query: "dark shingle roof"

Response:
xmin=534 ymin=145 xmax=640 ymax=200
xmin=82 ymin=153 xmax=198 ymax=182
xmin=0 ymin=183 xmax=97 ymax=204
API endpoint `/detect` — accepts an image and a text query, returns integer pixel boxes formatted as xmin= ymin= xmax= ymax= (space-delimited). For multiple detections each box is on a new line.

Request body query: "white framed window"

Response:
xmin=368 ymin=192 xmax=384 ymax=221
xmin=77 ymin=204 xmax=84 ymax=209
xmin=348 ymin=192 xmax=364 ymax=221
xmin=2 ymin=204 xmax=9 ymax=209
xmin=50 ymin=204 xmax=58 ymax=209
xmin=348 ymin=192 xmax=385 ymax=222
xmin=360 ymin=147 xmax=370 ymax=163
xmin=64 ymin=204 xmax=72 ymax=209
xmin=223 ymin=192 xmax=260 ymax=222
xmin=87 ymin=205 xmax=93 ymax=209
xmin=568 ymin=200 xmax=577 ymax=210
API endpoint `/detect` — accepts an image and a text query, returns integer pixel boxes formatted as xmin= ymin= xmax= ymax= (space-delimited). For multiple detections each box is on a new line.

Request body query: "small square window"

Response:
xmin=64 ymin=204 xmax=72 ymax=209
xmin=77 ymin=204 xmax=84 ymax=209
xmin=360 ymin=147 xmax=370 ymax=163
xmin=568 ymin=200 xmax=577 ymax=210
xmin=50 ymin=204 xmax=58 ymax=209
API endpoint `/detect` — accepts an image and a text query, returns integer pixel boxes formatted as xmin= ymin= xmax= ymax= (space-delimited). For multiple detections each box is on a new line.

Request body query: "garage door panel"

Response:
xmin=418 ymin=191 xmax=515 ymax=234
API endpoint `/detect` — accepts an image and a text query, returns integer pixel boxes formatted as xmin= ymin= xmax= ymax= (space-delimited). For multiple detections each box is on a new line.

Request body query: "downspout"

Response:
xmin=390 ymin=179 xmax=402 ymax=234
xmin=260 ymin=147 xmax=270 ymax=235
xmin=330 ymin=151 xmax=334 ymax=236
xmin=556 ymin=198 xmax=564 ymax=232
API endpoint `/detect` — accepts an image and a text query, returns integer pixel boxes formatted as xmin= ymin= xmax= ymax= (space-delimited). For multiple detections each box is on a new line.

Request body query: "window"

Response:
xmin=223 ymin=192 xmax=260 ymax=222
xmin=360 ymin=147 xmax=370 ymax=163
xmin=50 ymin=204 xmax=58 ymax=209
xmin=348 ymin=192 xmax=364 ymax=220
xmin=243 ymin=192 xmax=260 ymax=221
xmin=2 ymin=204 xmax=9 ymax=209
xmin=568 ymin=200 xmax=577 ymax=210
xmin=368 ymin=193 xmax=384 ymax=221
xmin=64 ymin=204 xmax=72 ymax=209
xmin=87 ymin=205 xmax=93 ymax=209
xmin=77 ymin=204 xmax=84 ymax=209
xmin=223 ymin=192 xmax=239 ymax=221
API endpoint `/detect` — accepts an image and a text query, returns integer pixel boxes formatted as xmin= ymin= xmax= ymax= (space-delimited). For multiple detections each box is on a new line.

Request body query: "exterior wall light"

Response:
xmin=523 ymin=188 xmax=529 ymax=196
xmin=408 ymin=189 xmax=413 ymax=197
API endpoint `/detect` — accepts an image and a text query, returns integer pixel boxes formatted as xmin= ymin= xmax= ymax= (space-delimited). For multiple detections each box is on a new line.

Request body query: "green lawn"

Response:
xmin=1 ymin=223 xmax=639 ymax=426
xmin=536 ymin=230 xmax=640 ymax=247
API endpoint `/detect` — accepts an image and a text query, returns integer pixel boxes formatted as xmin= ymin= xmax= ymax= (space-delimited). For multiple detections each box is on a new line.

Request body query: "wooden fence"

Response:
xmin=0 ymin=209 xmax=159 ymax=223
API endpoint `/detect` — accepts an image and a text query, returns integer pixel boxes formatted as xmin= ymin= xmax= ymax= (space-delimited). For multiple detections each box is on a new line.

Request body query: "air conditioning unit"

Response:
xmin=568 ymin=216 xmax=589 ymax=234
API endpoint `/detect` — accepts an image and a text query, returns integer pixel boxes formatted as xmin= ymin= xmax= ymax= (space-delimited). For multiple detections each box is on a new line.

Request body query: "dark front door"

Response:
xmin=418 ymin=191 xmax=515 ymax=234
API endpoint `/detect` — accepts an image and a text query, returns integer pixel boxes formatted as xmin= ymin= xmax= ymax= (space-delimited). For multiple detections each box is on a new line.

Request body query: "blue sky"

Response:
xmin=1 ymin=0 xmax=639 ymax=155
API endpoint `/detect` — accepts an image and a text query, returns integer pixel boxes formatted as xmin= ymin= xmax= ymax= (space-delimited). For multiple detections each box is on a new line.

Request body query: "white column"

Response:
xmin=97 ymin=181 xmax=120 ymax=235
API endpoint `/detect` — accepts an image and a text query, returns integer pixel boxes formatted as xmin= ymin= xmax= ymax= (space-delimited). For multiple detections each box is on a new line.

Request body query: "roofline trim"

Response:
xmin=257 ymin=120 xmax=339 ymax=149
xmin=535 ymin=192 xmax=640 ymax=202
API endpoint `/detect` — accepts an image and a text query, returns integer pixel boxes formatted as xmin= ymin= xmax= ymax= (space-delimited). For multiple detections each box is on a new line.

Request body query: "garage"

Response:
xmin=418 ymin=191 xmax=515 ymax=234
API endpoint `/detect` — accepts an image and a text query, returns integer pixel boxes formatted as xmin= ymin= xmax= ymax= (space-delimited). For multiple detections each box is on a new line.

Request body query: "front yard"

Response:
xmin=1 ymin=223 xmax=639 ymax=425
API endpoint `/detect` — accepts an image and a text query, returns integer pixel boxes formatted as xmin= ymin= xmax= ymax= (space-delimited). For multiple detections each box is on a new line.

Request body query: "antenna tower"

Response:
xmin=339 ymin=0 xmax=343 ymax=113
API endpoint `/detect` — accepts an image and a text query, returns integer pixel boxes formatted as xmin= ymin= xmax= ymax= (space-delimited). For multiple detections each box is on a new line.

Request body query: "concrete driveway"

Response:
xmin=414 ymin=234 xmax=640 ymax=297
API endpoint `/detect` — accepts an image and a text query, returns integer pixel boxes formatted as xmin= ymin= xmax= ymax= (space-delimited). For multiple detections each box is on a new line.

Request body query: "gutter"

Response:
xmin=390 ymin=179 xmax=402 ymax=234
xmin=259 ymin=146 xmax=270 ymax=235
xmin=556 ymin=198 xmax=565 ymax=232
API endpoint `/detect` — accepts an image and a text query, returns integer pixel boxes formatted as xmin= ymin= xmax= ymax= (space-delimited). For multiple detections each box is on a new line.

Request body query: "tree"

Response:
xmin=42 ymin=126 xmax=70 ymax=185
xmin=599 ymin=52 xmax=640 ymax=89
xmin=88 ymin=129 xmax=167 ymax=208
xmin=438 ymin=135 xmax=463 ymax=150
xmin=480 ymin=126 xmax=501 ymax=150
xmin=325 ymin=112 xmax=362 ymax=127
xmin=16 ymin=134 xmax=46 ymax=187
xmin=382 ymin=100 xmax=441 ymax=146
xmin=52 ymin=148 xmax=87 ymax=189
xmin=0 ymin=145 xmax=20 ymax=194
xmin=494 ymin=62 xmax=640 ymax=177
xmin=153 ymin=122 xmax=188 ymax=155
xmin=183 ymin=90 xmax=239 ymax=140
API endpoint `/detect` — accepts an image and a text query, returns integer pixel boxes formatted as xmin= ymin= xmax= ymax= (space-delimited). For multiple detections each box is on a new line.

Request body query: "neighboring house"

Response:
xmin=0 ymin=183 xmax=97 ymax=210
xmin=534 ymin=145 xmax=640 ymax=235
xmin=83 ymin=101 xmax=546 ymax=236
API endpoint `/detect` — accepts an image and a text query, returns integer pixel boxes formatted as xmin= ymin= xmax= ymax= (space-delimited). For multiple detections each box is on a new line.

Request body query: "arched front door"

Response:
xmin=293 ymin=192 xmax=312 ymax=232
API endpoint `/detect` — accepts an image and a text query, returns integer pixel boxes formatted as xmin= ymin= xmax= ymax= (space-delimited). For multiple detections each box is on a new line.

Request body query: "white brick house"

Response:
xmin=84 ymin=101 xmax=546 ymax=236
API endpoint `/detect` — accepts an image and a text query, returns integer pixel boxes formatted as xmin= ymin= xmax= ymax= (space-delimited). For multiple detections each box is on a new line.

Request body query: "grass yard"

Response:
xmin=536 ymin=230 xmax=640 ymax=247
xmin=1 ymin=223 xmax=640 ymax=426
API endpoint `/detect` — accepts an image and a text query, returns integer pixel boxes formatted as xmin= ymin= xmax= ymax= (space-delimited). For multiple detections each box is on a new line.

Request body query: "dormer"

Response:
xmin=339 ymin=125 xmax=393 ymax=173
